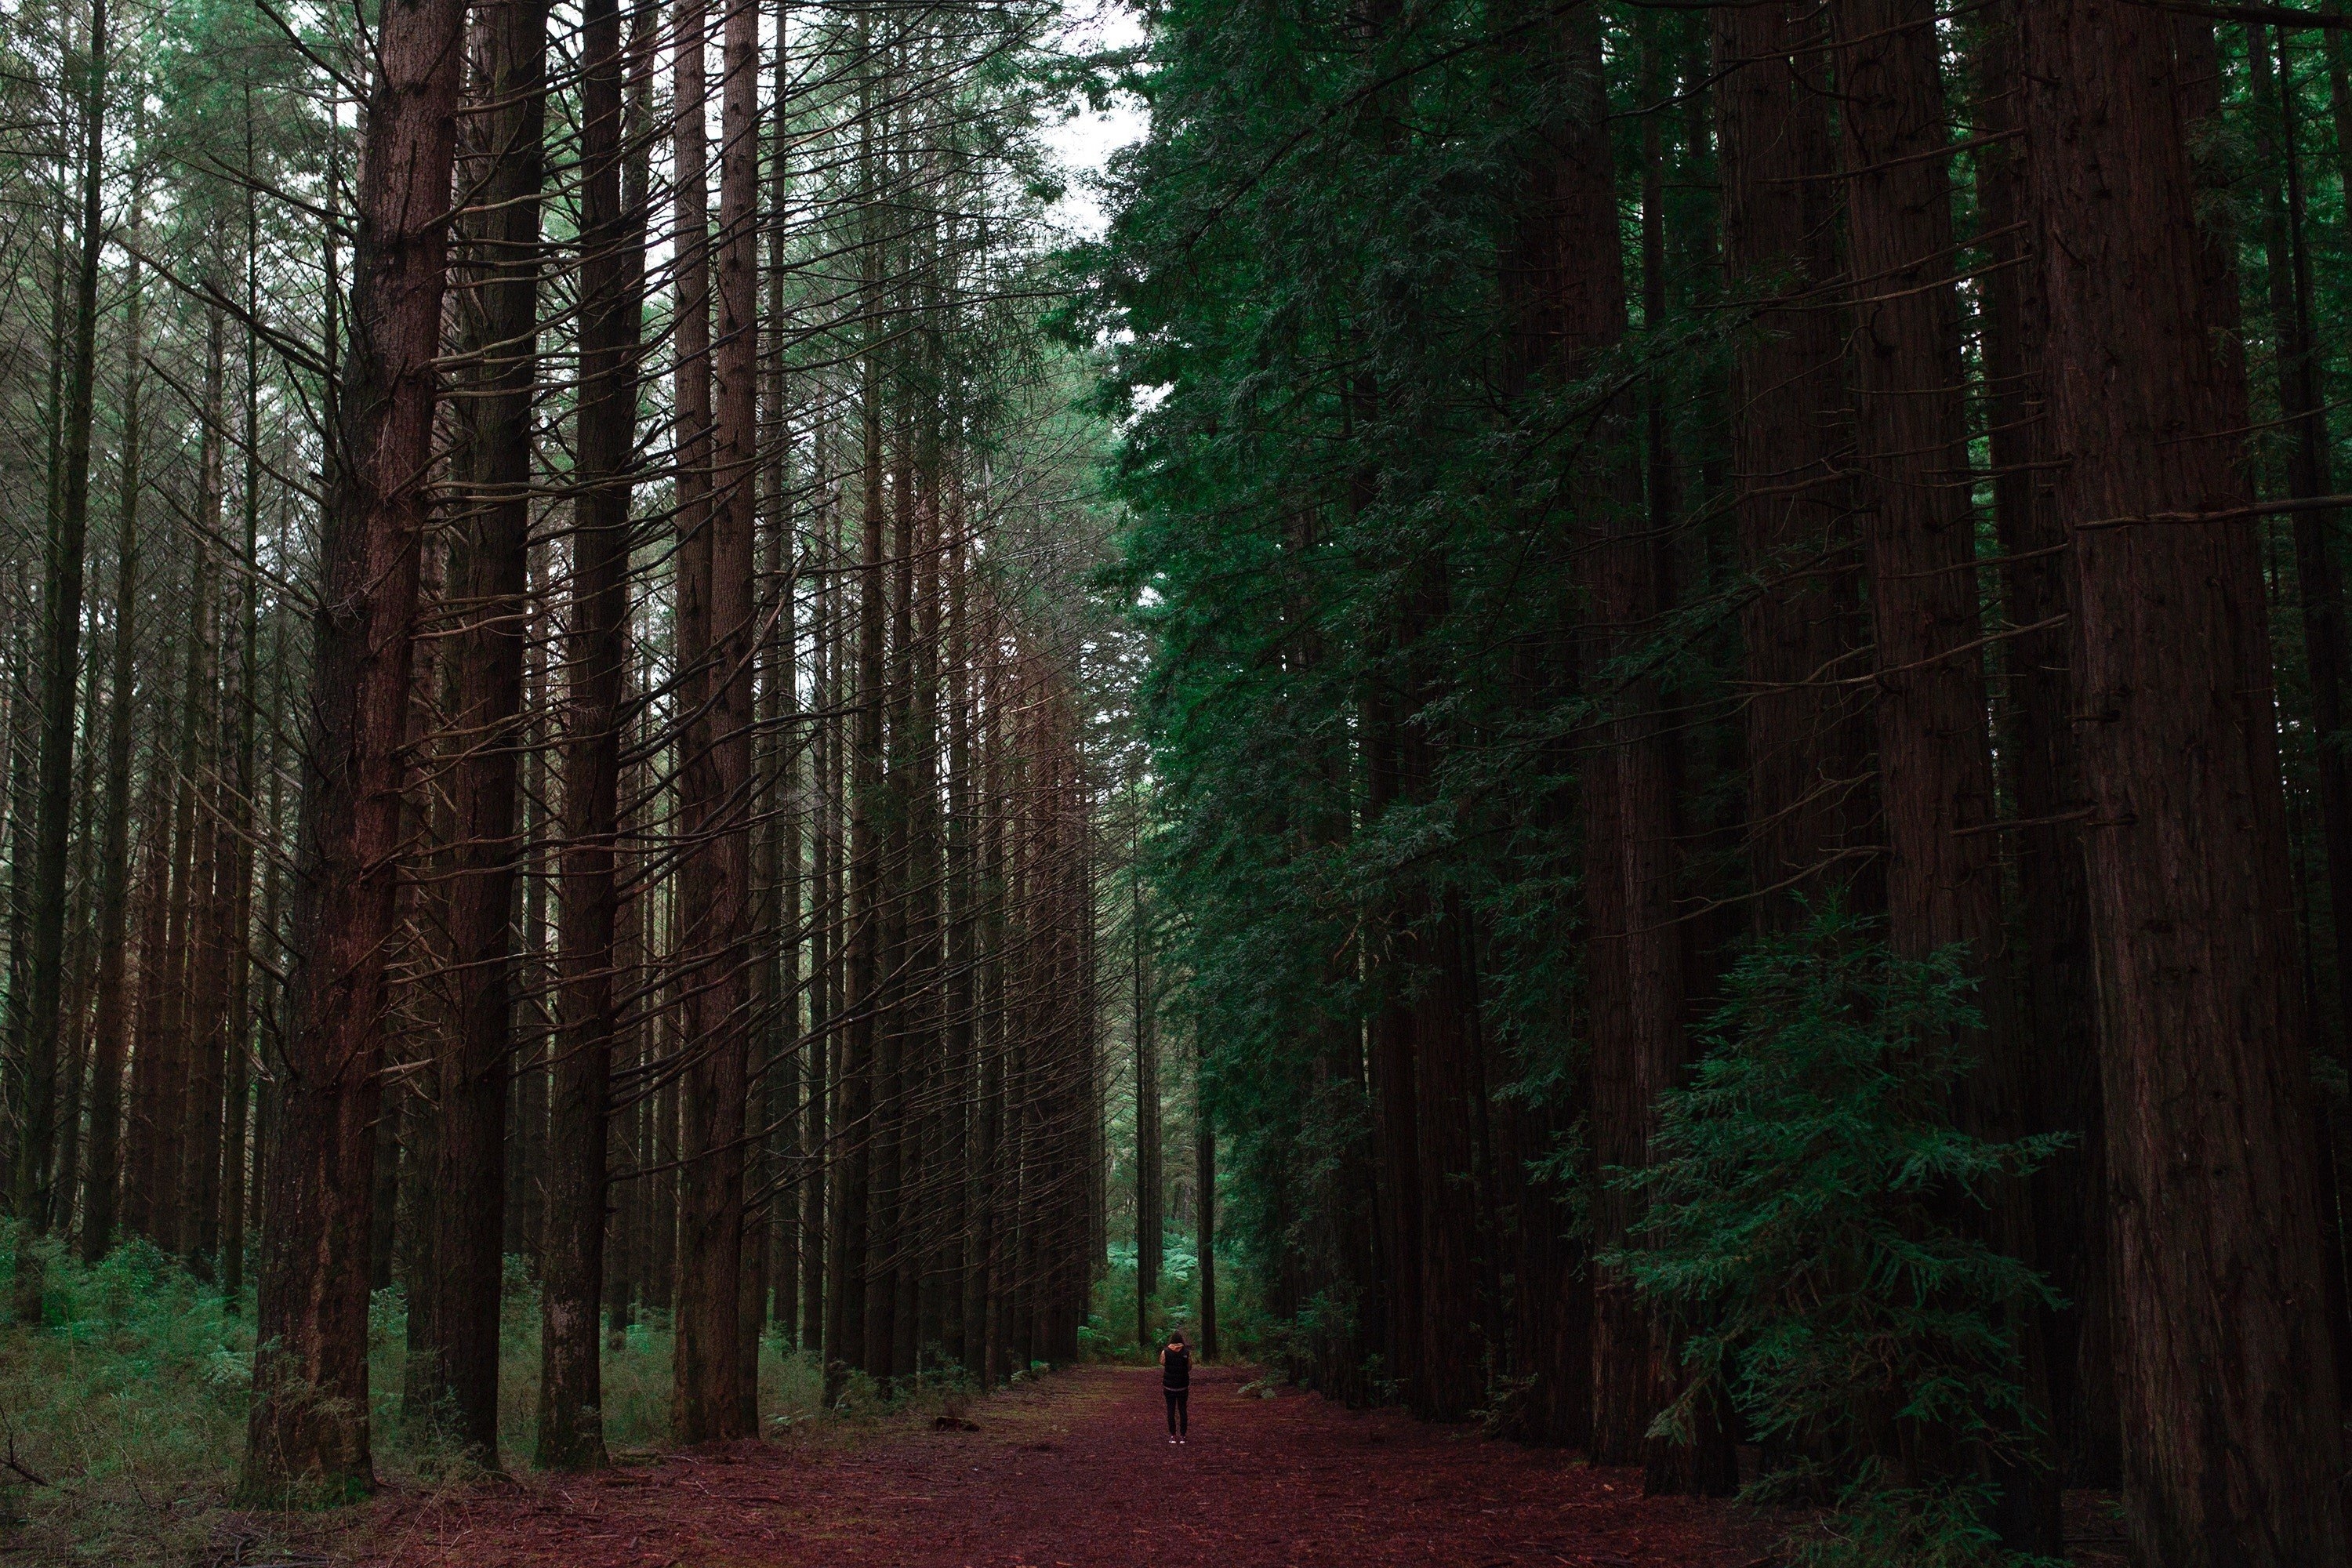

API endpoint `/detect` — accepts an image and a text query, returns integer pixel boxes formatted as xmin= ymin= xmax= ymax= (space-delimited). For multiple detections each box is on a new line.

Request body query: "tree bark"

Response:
xmin=1834 ymin=2 xmax=2055 ymax=1542
xmin=81 ymin=162 xmax=143 ymax=1265
xmin=220 ymin=118 xmax=269 ymax=1306
xmin=804 ymin=492 xmax=838 ymax=1360
xmin=1512 ymin=2 xmax=1686 ymax=1472
xmin=1196 ymin=1073 xmax=1216 ymax=1362
xmin=9 ymin=0 xmax=107 ymax=1283
xmin=760 ymin=0 xmax=801 ymax=1356
xmin=1134 ymin=844 xmax=1160 ymax=1346
xmin=1970 ymin=0 xmax=2117 ymax=1488
xmin=182 ymin=309 xmax=233 ymax=1279
xmin=1714 ymin=0 xmax=1870 ymax=927
xmin=2024 ymin=5 xmax=2350 ymax=1562
xmin=702 ymin=0 xmax=760 ymax=1431
xmin=414 ymin=0 xmax=550 ymax=1458
xmin=241 ymin=0 xmax=470 ymax=1496
xmin=826 ymin=71 xmax=887 ymax=1394
xmin=121 ymin=625 xmax=179 ymax=1247
xmin=536 ymin=0 xmax=650 ymax=1472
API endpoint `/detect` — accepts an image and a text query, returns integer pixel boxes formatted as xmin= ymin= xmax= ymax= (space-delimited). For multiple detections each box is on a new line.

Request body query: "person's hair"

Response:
xmin=1168 ymin=1331 xmax=1186 ymax=1345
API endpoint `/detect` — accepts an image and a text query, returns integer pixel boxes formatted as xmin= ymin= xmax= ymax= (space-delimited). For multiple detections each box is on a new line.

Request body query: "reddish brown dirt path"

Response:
xmin=355 ymin=1364 xmax=1768 ymax=1567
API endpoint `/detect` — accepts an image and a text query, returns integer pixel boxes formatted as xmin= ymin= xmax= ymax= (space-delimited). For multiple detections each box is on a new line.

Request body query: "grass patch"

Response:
xmin=0 ymin=1222 xmax=829 ymax=1565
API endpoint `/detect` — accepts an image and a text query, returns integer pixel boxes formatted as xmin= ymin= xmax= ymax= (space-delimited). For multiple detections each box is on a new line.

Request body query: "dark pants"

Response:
xmin=1164 ymin=1388 xmax=1189 ymax=1435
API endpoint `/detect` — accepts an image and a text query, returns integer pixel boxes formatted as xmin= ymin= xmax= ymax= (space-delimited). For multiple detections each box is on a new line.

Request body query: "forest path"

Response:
xmin=355 ymin=1363 xmax=1768 ymax=1567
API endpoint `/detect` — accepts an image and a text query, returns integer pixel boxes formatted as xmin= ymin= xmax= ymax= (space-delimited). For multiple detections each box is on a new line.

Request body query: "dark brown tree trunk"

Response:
xmin=826 ymin=88 xmax=887 ymax=1392
xmin=1517 ymin=2 xmax=1684 ymax=1472
xmin=9 ymin=0 xmax=107 ymax=1285
xmin=240 ymin=0 xmax=470 ymax=1495
xmin=2252 ymin=18 xmax=2352 ymax=1413
xmin=7 ymin=185 xmax=68 ymax=1224
xmin=804 ymin=495 xmax=837 ymax=1359
xmin=1363 ymin=683 xmax=1424 ymax=1409
xmin=909 ymin=440 xmax=946 ymax=1374
xmin=218 ymin=169 xmax=267 ymax=1304
xmin=608 ymin=741 xmax=652 ymax=1349
xmin=1835 ymin=2 xmax=2054 ymax=1544
xmin=2024 ymin=5 xmax=2350 ymax=1563
xmin=49 ymin=614 xmax=105 ymax=1240
xmin=2248 ymin=27 xmax=2352 ymax=1406
xmin=1714 ymin=0 xmax=1869 ymax=925
xmin=1970 ymin=0 xmax=2117 ymax=1488
xmin=2169 ymin=19 xmax=2249 ymax=449
xmin=1196 ymin=1070 xmax=1216 ymax=1362
xmin=153 ymin=538 xmax=218 ymax=1260
xmin=871 ymin=394 xmax=915 ymax=1385
xmin=649 ymin=999 xmax=678 ymax=1312
xmin=182 ymin=309 xmax=232 ymax=1280
xmin=1133 ymin=842 xmax=1159 ymax=1347
xmin=120 ymin=666 xmax=176 ymax=1246
xmin=942 ymin=510 xmax=975 ymax=1371
xmin=972 ymin=621 xmax=1004 ymax=1381
xmin=418 ymin=0 xmax=549 ymax=1458
xmin=536 ymin=0 xmax=650 ymax=1472
xmin=699 ymin=0 xmax=759 ymax=1432
xmin=662 ymin=0 xmax=747 ymax=1440
xmin=761 ymin=3 xmax=800 ymax=1356
xmin=81 ymin=166 xmax=143 ymax=1265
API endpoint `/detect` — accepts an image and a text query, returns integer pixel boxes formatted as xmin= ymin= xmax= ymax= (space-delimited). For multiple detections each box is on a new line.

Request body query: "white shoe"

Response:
xmin=1178 ymin=1438 xmax=1187 ymax=1445
xmin=1167 ymin=1437 xmax=1177 ymax=1444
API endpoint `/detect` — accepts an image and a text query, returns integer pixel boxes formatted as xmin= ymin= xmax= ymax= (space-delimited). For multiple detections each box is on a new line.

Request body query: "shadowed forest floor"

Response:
xmin=347 ymin=1364 xmax=1773 ymax=1567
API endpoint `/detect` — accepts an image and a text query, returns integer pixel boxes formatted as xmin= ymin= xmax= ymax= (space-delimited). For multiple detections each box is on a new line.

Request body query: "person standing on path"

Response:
xmin=1160 ymin=1331 xmax=1191 ymax=1443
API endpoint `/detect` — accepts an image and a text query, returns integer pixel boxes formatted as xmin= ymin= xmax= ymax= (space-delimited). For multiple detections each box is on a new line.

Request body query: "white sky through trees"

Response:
xmin=1042 ymin=0 xmax=1147 ymax=239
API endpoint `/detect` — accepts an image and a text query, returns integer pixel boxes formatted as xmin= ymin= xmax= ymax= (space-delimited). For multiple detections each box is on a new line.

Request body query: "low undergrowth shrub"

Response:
xmin=1085 ymin=1238 xmax=1258 ymax=1363
xmin=1608 ymin=904 xmax=2068 ymax=1568
xmin=0 ymin=1230 xmax=257 ymax=1564
xmin=0 ymin=1229 xmax=829 ymax=1564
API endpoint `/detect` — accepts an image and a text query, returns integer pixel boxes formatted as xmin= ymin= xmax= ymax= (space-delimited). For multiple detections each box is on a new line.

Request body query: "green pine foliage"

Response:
xmin=1609 ymin=905 xmax=2068 ymax=1566
xmin=1086 ymin=1239 xmax=1262 ymax=1361
xmin=1089 ymin=0 xmax=1728 ymax=1399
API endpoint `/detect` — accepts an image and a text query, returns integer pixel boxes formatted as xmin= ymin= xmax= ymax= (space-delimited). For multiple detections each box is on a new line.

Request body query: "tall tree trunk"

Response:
xmin=2247 ymin=27 xmax=2352 ymax=1406
xmin=1196 ymin=1065 xmax=1216 ymax=1361
xmin=183 ymin=307 xmax=232 ymax=1279
xmin=664 ymin=0 xmax=748 ymax=1441
xmin=942 ymin=504 xmax=975 ymax=1371
xmin=826 ymin=72 xmax=887 ymax=1393
xmin=804 ymin=492 xmax=837 ymax=1359
xmin=1517 ymin=2 xmax=1686 ymax=1475
xmin=701 ymin=0 xmax=760 ymax=1432
xmin=241 ymin=0 xmax=470 ymax=1495
xmin=1714 ymin=0 xmax=1869 ymax=925
xmin=538 ymin=0 xmax=650 ymax=1470
xmin=121 ymin=627 xmax=178 ymax=1247
xmin=220 ymin=128 xmax=268 ymax=1306
xmin=973 ymin=636 xmax=1004 ymax=1381
xmin=871 ymin=390 xmax=916 ymax=1385
xmin=153 ymin=521 xmax=218 ymax=1260
xmin=420 ymin=0 xmax=550 ymax=1458
xmin=49 ymin=604 xmax=106 ymax=1239
xmin=1133 ymin=843 xmax=1159 ymax=1347
xmin=81 ymin=165 xmax=143 ymax=1265
xmin=1970 ymin=0 xmax=2115 ymax=1488
xmin=760 ymin=0 xmax=800 ymax=1355
xmin=9 ymin=154 xmax=71 ymax=1207
xmin=905 ymin=412 xmax=946 ymax=1374
xmin=9 ymin=0 xmax=107 ymax=1297
xmin=1363 ymin=676 xmax=1424 ymax=1409
xmin=2024 ymin=6 xmax=2350 ymax=1563
xmin=1835 ymin=1 xmax=2055 ymax=1542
